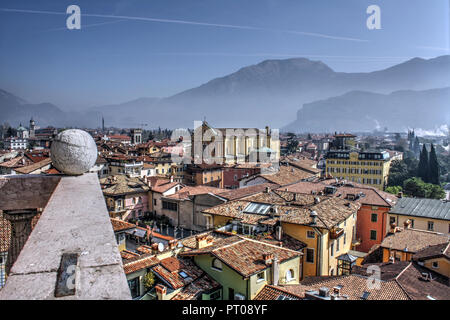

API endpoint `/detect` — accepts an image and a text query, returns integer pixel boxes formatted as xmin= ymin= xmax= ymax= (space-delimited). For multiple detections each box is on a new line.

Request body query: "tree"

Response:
xmin=428 ymin=144 xmax=440 ymax=185
xmin=387 ymin=160 xmax=409 ymax=187
xmin=143 ymin=271 xmax=155 ymax=290
xmin=403 ymin=177 xmax=446 ymax=199
xmin=418 ymin=144 xmax=429 ymax=182
xmin=403 ymin=177 xmax=427 ymax=198
xmin=427 ymin=184 xmax=446 ymax=199
xmin=385 ymin=186 xmax=402 ymax=195
xmin=413 ymin=137 xmax=420 ymax=157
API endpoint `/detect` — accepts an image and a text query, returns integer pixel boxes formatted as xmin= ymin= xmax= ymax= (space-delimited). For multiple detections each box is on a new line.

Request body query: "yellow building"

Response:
xmin=202 ymin=189 xmax=360 ymax=278
xmin=192 ymin=121 xmax=280 ymax=165
xmin=325 ymin=150 xmax=391 ymax=190
xmin=380 ymin=227 xmax=449 ymax=264
xmin=387 ymin=197 xmax=450 ymax=235
xmin=413 ymin=242 xmax=450 ymax=278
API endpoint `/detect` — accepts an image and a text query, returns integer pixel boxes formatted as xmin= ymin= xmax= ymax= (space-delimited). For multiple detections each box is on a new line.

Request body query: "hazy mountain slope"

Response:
xmin=1 ymin=55 xmax=449 ymax=130
xmin=283 ymin=87 xmax=450 ymax=133
xmin=0 ymin=89 xmax=67 ymax=127
xmin=153 ymin=55 xmax=450 ymax=128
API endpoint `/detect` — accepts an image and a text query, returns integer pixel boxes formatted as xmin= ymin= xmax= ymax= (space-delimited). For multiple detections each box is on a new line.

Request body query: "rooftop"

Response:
xmin=181 ymin=236 xmax=302 ymax=278
xmin=390 ymin=197 xmax=450 ymax=221
xmin=380 ymin=228 xmax=449 ymax=253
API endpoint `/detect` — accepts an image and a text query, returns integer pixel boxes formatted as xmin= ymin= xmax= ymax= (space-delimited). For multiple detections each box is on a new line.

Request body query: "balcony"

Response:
xmin=0 ymin=173 xmax=131 ymax=300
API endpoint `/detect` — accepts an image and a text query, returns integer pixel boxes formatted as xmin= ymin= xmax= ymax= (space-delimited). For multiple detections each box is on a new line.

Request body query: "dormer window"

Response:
xmin=212 ymin=258 xmax=222 ymax=271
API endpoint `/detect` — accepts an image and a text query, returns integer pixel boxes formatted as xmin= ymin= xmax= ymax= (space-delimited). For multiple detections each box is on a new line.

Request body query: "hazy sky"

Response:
xmin=0 ymin=0 xmax=448 ymax=110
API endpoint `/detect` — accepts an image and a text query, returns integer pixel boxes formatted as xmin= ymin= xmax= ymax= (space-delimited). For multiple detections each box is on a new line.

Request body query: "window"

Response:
xmin=212 ymin=258 xmax=222 ymax=271
xmin=257 ymin=271 xmax=265 ymax=282
xmin=370 ymin=230 xmax=377 ymax=240
xmin=306 ymin=248 xmax=314 ymax=263
xmin=336 ymin=239 xmax=340 ymax=252
xmin=389 ymin=216 xmax=396 ymax=225
xmin=343 ymin=232 xmax=346 ymax=245
xmin=162 ymin=201 xmax=178 ymax=211
xmin=209 ymin=290 xmax=221 ymax=300
xmin=285 ymin=269 xmax=294 ymax=282
xmin=128 ymin=278 xmax=140 ymax=299
xmin=228 ymin=288 xmax=235 ymax=300
xmin=432 ymin=261 xmax=439 ymax=269
xmin=330 ymin=243 xmax=334 ymax=257
xmin=307 ymin=230 xmax=315 ymax=239
xmin=371 ymin=213 xmax=378 ymax=223
xmin=427 ymin=221 xmax=434 ymax=231
xmin=410 ymin=219 xmax=414 ymax=228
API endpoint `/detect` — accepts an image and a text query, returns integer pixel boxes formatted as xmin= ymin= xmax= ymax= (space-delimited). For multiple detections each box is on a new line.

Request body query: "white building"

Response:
xmin=4 ymin=137 xmax=28 ymax=150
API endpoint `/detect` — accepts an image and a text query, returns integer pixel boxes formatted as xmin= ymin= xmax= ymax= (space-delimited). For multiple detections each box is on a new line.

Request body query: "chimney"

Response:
xmin=276 ymin=225 xmax=283 ymax=241
xmin=151 ymin=243 xmax=159 ymax=254
xmin=155 ymin=284 xmax=167 ymax=300
xmin=389 ymin=222 xmax=397 ymax=234
xmin=318 ymin=287 xmax=330 ymax=298
xmin=265 ymin=186 xmax=271 ymax=193
xmin=170 ymin=176 xmax=174 ymax=183
xmin=263 ymin=253 xmax=274 ymax=265
xmin=403 ymin=219 xmax=412 ymax=229
xmin=332 ymin=286 xmax=341 ymax=296
xmin=272 ymin=256 xmax=279 ymax=286
xmin=314 ymin=197 xmax=320 ymax=204
xmin=389 ymin=255 xmax=395 ymax=264
xmin=168 ymin=239 xmax=177 ymax=250
xmin=195 ymin=234 xmax=210 ymax=249
xmin=310 ymin=210 xmax=318 ymax=225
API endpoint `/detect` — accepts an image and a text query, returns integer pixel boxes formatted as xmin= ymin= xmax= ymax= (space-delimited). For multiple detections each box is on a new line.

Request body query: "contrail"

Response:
xmin=41 ymin=19 xmax=126 ymax=32
xmin=0 ymin=7 xmax=368 ymax=42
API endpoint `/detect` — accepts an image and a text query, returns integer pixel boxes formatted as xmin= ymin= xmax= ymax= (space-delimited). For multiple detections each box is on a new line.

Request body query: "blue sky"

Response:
xmin=0 ymin=0 xmax=448 ymax=110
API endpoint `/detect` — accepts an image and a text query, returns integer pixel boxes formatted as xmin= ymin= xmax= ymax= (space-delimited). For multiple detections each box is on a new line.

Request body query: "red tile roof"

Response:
xmin=123 ymin=255 xmax=160 ymax=275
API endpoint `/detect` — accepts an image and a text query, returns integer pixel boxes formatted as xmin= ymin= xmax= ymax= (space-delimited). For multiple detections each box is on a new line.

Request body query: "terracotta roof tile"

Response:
xmin=254 ymin=285 xmax=302 ymax=300
xmin=181 ymin=237 xmax=302 ymax=278
xmin=110 ymin=218 xmax=136 ymax=232
xmin=123 ymin=254 xmax=160 ymax=275
xmin=381 ymin=228 xmax=449 ymax=253
xmin=279 ymin=274 xmax=410 ymax=300
xmin=171 ymin=274 xmax=221 ymax=300
xmin=152 ymin=257 xmax=203 ymax=289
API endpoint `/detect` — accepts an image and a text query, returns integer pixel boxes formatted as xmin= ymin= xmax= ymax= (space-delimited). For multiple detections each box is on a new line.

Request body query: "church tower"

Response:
xmin=29 ymin=117 xmax=35 ymax=138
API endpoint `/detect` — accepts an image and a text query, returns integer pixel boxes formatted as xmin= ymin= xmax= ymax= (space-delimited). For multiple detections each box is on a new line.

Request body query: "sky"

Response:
xmin=0 ymin=0 xmax=448 ymax=110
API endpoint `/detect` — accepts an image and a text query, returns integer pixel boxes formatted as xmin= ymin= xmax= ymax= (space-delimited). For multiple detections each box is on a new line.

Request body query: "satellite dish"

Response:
xmin=157 ymin=242 xmax=164 ymax=252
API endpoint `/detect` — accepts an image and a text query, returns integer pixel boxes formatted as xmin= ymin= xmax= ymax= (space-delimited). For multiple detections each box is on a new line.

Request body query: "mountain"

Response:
xmin=1 ymin=55 xmax=449 ymax=130
xmin=283 ymin=87 xmax=450 ymax=133
xmin=90 ymin=97 xmax=161 ymax=128
xmin=0 ymin=89 xmax=68 ymax=128
xmin=153 ymin=55 xmax=450 ymax=129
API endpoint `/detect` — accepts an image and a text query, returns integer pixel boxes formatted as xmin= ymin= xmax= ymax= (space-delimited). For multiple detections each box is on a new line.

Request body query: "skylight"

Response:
xmin=361 ymin=291 xmax=370 ymax=300
xmin=179 ymin=271 xmax=188 ymax=279
xmin=244 ymin=202 xmax=271 ymax=214
xmin=277 ymin=295 xmax=296 ymax=300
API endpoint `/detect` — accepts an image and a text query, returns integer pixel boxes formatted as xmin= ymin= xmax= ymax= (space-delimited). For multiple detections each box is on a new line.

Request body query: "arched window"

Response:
xmin=212 ymin=258 xmax=222 ymax=271
xmin=285 ymin=269 xmax=294 ymax=282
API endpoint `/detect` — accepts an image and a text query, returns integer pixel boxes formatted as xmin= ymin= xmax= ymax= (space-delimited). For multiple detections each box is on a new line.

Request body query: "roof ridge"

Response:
xmin=235 ymin=236 xmax=303 ymax=255
xmin=394 ymin=261 xmax=412 ymax=281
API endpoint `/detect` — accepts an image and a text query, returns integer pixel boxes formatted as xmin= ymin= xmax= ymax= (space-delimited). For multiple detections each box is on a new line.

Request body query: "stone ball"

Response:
xmin=50 ymin=129 xmax=97 ymax=175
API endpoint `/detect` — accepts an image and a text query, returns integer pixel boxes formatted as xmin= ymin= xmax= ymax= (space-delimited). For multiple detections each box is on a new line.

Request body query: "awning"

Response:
xmin=336 ymin=253 xmax=358 ymax=263
xmin=125 ymin=228 xmax=147 ymax=238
